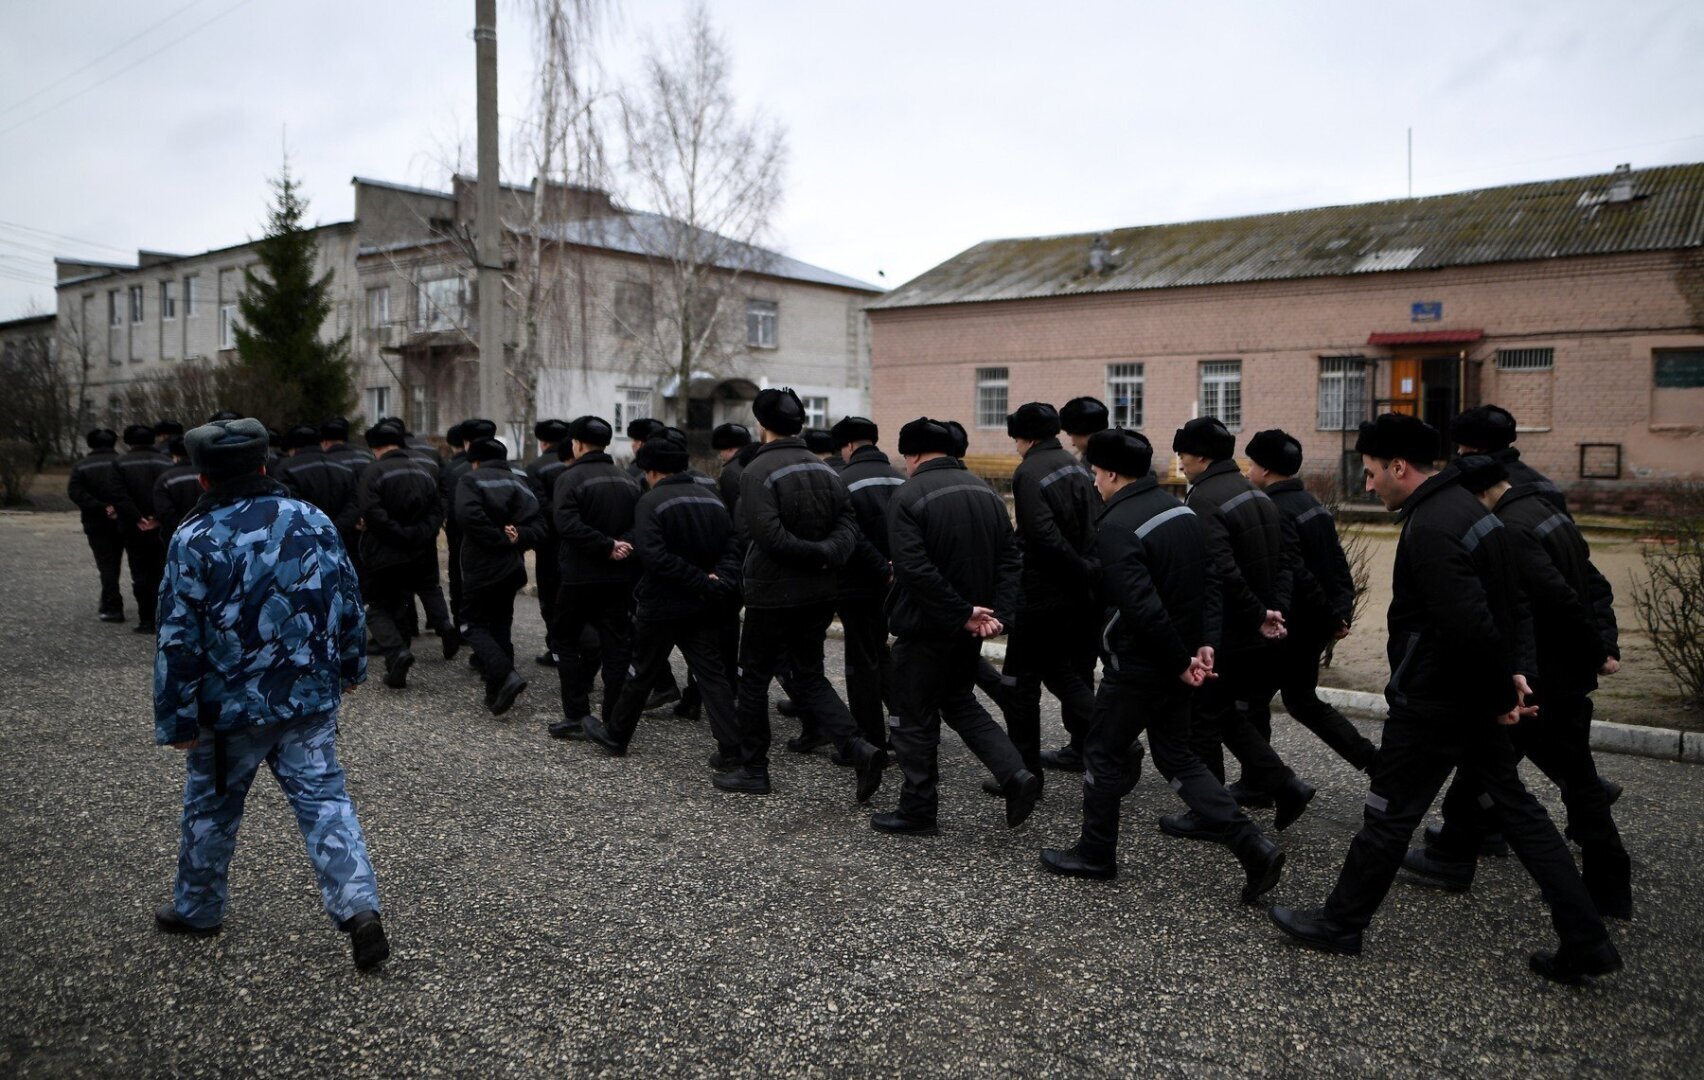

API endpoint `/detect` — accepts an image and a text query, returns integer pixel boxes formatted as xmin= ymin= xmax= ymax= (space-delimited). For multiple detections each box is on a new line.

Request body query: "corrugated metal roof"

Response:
xmin=868 ymin=163 xmax=1704 ymax=310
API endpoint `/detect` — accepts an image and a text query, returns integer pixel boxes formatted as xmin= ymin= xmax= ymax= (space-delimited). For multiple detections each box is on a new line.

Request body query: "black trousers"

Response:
xmin=121 ymin=528 xmax=165 ymax=623
xmin=85 ymin=526 xmax=125 ymax=615
xmin=1079 ymin=676 xmax=1258 ymax=862
xmin=1244 ymin=629 xmax=1379 ymax=772
xmin=1323 ymin=708 xmax=1610 ymax=953
xmin=890 ymin=635 xmax=1025 ymax=821
xmin=734 ymin=601 xmax=860 ymax=773
xmin=1003 ymin=607 xmax=1097 ymax=773
xmin=552 ymin=579 xmax=633 ymax=722
xmin=838 ymin=589 xmax=894 ymax=745
xmin=462 ymin=574 xmax=522 ymax=687
xmin=534 ymin=541 xmax=560 ymax=654
xmin=607 ymin=615 xmax=740 ymax=752
xmin=366 ymin=553 xmax=450 ymax=657
xmin=1432 ymin=695 xmax=1629 ymax=911
xmin=1190 ymin=644 xmax=1296 ymax=790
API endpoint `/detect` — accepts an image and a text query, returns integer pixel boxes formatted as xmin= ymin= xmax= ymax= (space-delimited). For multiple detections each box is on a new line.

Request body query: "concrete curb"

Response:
xmin=825 ymin=624 xmax=1698 ymax=765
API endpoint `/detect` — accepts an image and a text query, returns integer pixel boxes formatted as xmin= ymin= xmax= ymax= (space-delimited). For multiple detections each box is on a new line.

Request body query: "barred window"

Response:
xmin=975 ymin=366 xmax=1008 ymax=428
xmin=1496 ymin=347 xmax=1554 ymax=371
xmin=1199 ymin=360 xmax=1242 ymax=431
xmin=1107 ymin=362 xmax=1144 ymax=427
xmin=1317 ymin=356 xmax=1368 ymax=430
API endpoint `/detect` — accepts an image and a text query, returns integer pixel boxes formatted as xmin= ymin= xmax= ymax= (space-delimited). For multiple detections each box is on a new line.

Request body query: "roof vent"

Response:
xmin=1607 ymin=163 xmax=1635 ymax=204
xmin=1087 ymin=235 xmax=1120 ymax=275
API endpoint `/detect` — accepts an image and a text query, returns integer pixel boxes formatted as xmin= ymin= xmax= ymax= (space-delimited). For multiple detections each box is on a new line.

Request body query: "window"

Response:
xmin=107 ymin=290 xmax=120 ymax=328
xmin=128 ymin=285 xmax=144 ymax=324
xmin=1653 ymin=349 xmax=1704 ymax=389
xmin=1199 ymin=360 xmax=1242 ymax=431
xmin=1496 ymin=347 xmax=1554 ymax=372
xmin=219 ymin=303 xmax=238 ymax=350
xmin=366 ymin=286 xmax=390 ymax=328
xmin=1317 ymin=356 xmax=1368 ymax=430
xmin=613 ymin=282 xmax=653 ymax=338
xmin=1107 ymin=363 xmax=1144 ymax=427
xmin=366 ymin=386 xmax=391 ymax=421
xmin=417 ymin=277 xmax=464 ymax=331
xmin=803 ymin=396 xmax=829 ymax=428
xmin=160 ymin=280 xmax=177 ymax=321
xmin=1653 ymin=349 xmax=1704 ymax=428
xmin=746 ymin=299 xmax=778 ymax=349
xmin=183 ymin=275 xmax=199 ymax=317
xmin=614 ymin=386 xmax=652 ymax=434
xmin=975 ymin=366 xmax=1009 ymax=428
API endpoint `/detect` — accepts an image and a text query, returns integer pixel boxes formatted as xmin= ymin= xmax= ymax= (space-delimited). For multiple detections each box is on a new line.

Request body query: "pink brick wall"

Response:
xmin=869 ymin=251 xmax=1704 ymax=494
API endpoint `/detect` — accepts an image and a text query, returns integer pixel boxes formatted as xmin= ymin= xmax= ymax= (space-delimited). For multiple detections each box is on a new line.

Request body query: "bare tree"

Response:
xmin=1631 ymin=482 xmax=1704 ymax=709
xmin=618 ymin=2 xmax=787 ymax=422
xmin=2 ymin=305 xmax=76 ymax=470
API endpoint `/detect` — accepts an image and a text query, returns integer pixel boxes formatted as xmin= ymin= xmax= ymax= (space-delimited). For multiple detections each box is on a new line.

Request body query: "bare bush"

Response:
xmin=0 ymin=439 xmax=35 ymax=505
xmin=1630 ymin=482 xmax=1704 ymax=709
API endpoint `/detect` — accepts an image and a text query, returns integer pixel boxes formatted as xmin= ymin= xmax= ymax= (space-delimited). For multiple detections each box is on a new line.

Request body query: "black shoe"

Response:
xmin=1272 ymin=776 xmax=1316 ymax=831
xmin=535 ymin=651 xmax=559 ymax=667
xmin=871 ymin=811 xmax=938 ymax=836
xmin=854 ymin=743 xmax=889 ymax=804
xmin=548 ymin=716 xmax=587 ymax=740
xmin=99 ymin=610 xmax=126 ymax=623
xmin=1158 ymin=810 xmax=1231 ymax=845
xmin=645 ymin=684 xmax=682 ymax=710
xmin=713 ymin=767 xmax=772 ymax=795
xmin=786 ymin=730 xmax=832 ymax=755
xmin=581 ymin=715 xmax=627 ymax=756
xmin=383 ymin=648 xmax=414 ymax=690
xmin=489 ymin=671 xmax=527 ymax=716
xmin=1237 ymin=837 xmax=1286 ymax=904
xmin=673 ymin=699 xmax=701 ymax=721
xmin=707 ymin=749 xmax=736 ymax=770
xmin=1039 ymin=745 xmax=1085 ymax=773
xmin=1039 ymin=845 xmax=1117 ymax=880
xmin=1004 ymin=770 xmax=1042 ymax=828
xmin=1401 ymin=846 xmax=1474 ymax=892
xmin=981 ymin=778 xmax=1005 ymax=797
xmin=1269 ymin=905 xmax=1362 ymax=956
xmin=828 ymin=747 xmax=853 ymax=767
xmin=775 ymin=697 xmax=800 ymax=718
xmin=154 ymin=902 xmax=221 ymax=937
xmin=1228 ymin=779 xmax=1275 ymax=809
xmin=439 ymin=624 xmax=462 ymax=661
xmin=1602 ymin=779 xmax=1623 ymax=806
xmin=343 ymin=910 xmax=389 ymax=971
xmin=1423 ymin=823 xmax=1509 ymax=858
xmin=133 ymin=621 xmax=155 ymax=634
xmin=1529 ymin=940 xmax=1623 ymax=984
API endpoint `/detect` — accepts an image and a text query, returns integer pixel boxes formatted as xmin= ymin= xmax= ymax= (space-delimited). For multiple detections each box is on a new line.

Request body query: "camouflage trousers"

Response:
xmin=172 ymin=712 xmax=381 ymax=929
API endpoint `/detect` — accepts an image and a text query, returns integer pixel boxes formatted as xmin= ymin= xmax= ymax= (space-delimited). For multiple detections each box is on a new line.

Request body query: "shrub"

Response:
xmin=1630 ymin=482 xmax=1704 ymax=709
xmin=0 ymin=439 xmax=35 ymax=506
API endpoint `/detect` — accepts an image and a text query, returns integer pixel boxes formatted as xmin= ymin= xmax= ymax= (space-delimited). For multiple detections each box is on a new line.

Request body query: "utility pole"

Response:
xmin=474 ymin=0 xmax=503 ymax=430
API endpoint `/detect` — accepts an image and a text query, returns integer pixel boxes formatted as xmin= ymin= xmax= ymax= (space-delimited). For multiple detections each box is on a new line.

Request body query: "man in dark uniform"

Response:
xmin=275 ymin=424 xmax=360 ymax=556
xmin=715 ymin=387 xmax=889 ymax=802
xmin=805 ymin=428 xmax=845 ymax=470
xmin=581 ymin=435 xmax=744 ymax=757
xmin=713 ymin=422 xmax=753 ymax=511
xmin=873 ymin=417 xmax=1039 ymax=835
xmin=1001 ymin=402 xmax=1099 ymax=782
xmin=549 ymin=415 xmax=641 ymax=738
xmin=453 ymin=437 xmax=546 ymax=715
xmin=1059 ymin=396 xmax=1110 ymax=457
xmin=66 ymin=427 xmax=128 ymax=622
xmin=1269 ymin=414 xmax=1622 ymax=984
xmin=1041 ymin=428 xmax=1286 ymax=903
xmin=355 ymin=422 xmax=451 ymax=689
xmin=526 ymin=419 xmax=572 ymax=667
xmin=625 ymin=417 xmax=666 ymax=489
xmin=321 ymin=417 xmax=376 ymax=476
xmin=116 ymin=424 xmax=172 ymax=634
xmin=1403 ymin=455 xmax=1631 ymax=919
xmin=1168 ymin=416 xmax=1315 ymax=836
xmin=833 ymin=416 xmax=905 ymax=748
xmin=151 ymin=437 xmax=202 ymax=539
xmin=936 ymin=419 xmax=1023 ymax=726
xmin=153 ymin=420 xmax=184 ymax=454
xmin=443 ymin=418 xmax=497 ymax=626
xmin=1241 ymin=429 xmax=1380 ymax=775
xmin=1453 ymin=404 xmax=1568 ymax=513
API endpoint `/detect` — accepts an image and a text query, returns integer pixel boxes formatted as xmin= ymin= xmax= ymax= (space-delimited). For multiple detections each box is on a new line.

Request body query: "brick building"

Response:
xmin=867 ymin=164 xmax=1704 ymax=507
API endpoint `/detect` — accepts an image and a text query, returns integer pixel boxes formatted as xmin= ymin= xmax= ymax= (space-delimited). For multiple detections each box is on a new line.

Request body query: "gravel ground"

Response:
xmin=2 ymin=511 xmax=1701 ymax=1078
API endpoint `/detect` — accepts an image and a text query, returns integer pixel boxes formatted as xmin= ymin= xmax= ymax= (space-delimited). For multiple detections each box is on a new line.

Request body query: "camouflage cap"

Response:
xmin=186 ymin=418 xmax=270 ymax=481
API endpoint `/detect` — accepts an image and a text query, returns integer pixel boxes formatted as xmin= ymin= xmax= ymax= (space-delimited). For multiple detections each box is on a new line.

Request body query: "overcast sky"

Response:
xmin=2 ymin=0 xmax=1701 ymax=318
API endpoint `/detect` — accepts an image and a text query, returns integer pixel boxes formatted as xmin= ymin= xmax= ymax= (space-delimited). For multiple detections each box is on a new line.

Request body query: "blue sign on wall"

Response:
xmin=1411 ymin=301 xmax=1443 ymax=322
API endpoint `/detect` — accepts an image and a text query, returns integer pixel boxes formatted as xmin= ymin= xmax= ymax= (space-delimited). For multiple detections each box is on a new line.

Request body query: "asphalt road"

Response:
xmin=2 ymin=512 xmax=1701 ymax=1078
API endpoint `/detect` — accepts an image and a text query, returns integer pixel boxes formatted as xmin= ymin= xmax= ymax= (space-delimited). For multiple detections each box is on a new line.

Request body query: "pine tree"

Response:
xmin=228 ymin=162 xmax=353 ymax=426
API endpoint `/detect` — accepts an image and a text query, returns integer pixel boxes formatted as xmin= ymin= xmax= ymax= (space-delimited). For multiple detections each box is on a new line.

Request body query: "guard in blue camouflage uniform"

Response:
xmin=152 ymin=417 xmax=389 ymax=971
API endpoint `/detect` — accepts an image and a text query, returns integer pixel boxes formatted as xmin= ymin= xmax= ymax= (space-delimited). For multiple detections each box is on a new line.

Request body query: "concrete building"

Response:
xmin=867 ymin=163 xmax=1704 ymax=509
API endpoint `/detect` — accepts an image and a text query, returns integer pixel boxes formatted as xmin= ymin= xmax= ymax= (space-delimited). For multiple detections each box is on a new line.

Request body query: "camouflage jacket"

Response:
xmin=153 ymin=475 xmax=367 ymax=745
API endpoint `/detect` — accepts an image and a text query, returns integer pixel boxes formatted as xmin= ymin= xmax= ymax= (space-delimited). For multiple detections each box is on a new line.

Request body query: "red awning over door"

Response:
xmin=1366 ymin=330 xmax=1484 ymax=346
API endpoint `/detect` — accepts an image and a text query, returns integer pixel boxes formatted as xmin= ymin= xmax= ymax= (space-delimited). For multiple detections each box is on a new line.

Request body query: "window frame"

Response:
xmin=160 ymin=280 xmax=177 ymax=322
xmin=975 ymin=366 xmax=1010 ymax=429
xmin=802 ymin=395 xmax=829 ymax=429
xmin=183 ymin=274 xmax=199 ymax=318
xmin=366 ymin=385 xmax=391 ymax=421
xmin=1316 ymin=355 xmax=1368 ymax=431
xmin=417 ymin=276 xmax=465 ymax=331
xmin=1495 ymin=347 xmax=1555 ymax=372
xmin=128 ymin=285 xmax=144 ymax=325
xmin=1199 ymin=359 xmax=1243 ymax=432
xmin=613 ymin=385 xmax=652 ymax=436
xmin=1653 ymin=348 xmax=1704 ymax=389
xmin=107 ymin=290 xmax=121 ymax=328
xmin=746 ymin=299 xmax=778 ymax=349
xmin=366 ymin=285 xmax=391 ymax=329
xmin=218 ymin=303 xmax=238 ymax=350
xmin=1107 ymin=362 xmax=1145 ymax=428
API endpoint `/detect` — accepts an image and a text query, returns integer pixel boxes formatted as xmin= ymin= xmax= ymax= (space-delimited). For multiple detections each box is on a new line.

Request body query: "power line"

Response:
xmin=0 ymin=0 xmax=208 ymax=120
xmin=0 ymin=0 xmax=258 ymax=138
xmin=0 ymin=220 xmax=134 ymax=256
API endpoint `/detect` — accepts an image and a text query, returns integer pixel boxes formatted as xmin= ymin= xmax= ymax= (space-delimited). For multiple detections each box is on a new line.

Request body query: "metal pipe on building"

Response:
xmin=474 ymin=0 xmax=503 ymax=430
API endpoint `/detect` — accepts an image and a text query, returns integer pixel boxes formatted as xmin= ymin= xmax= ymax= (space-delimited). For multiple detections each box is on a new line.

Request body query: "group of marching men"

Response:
xmin=70 ymin=388 xmax=1630 ymax=983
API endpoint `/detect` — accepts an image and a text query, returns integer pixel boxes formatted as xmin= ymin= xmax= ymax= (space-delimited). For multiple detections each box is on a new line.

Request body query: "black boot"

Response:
xmin=1529 ymin=939 xmax=1623 ymax=984
xmin=1232 ymin=832 xmax=1285 ymax=903
xmin=775 ymin=697 xmax=799 ymax=718
xmin=439 ymin=623 xmax=462 ymax=661
xmin=786 ymin=729 xmax=831 ymax=754
xmin=713 ymin=767 xmax=772 ymax=795
xmin=1039 ymin=845 xmax=1117 ymax=880
xmin=1003 ymin=769 xmax=1042 ymax=828
xmin=1269 ymin=905 xmax=1362 ymax=956
xmin=871 ymin=811 xmax=938 ymax=836
xmin=383 ymin=648 xmax=414 ymax=690
xmin=1039 ymin=744 xmax=1085 ymax=772
xmin=981 ymin=778 xmax=1005 ymax=797
xmin=581 ymin=715 xmax=627 ymax=757
xmin=489 ymin=671 xmax=527 ymax=716
xmin=1272 ymin=776 xmax=1316 ymax=831
xmin=1158 ymin=810 xmax=1231 ymax=845
xmin=548 ymin=716 xmax=587 ymax=740
xmin=342 ymin=910 xmax=390 ymax=971
xmin=154 ymin=902 xmax=221 ymax=937
xmin=853 ymin=740 xmax=888 ymax=804
xmin=645 ymin=683 xmax=682 ymax=710
xmin=1401 ymin=846 xmax=1474 ymax=892
xmin=1228 ymin=779 xmax=1275 ymax=809
xmin=99 ymin=608 xmax=126 ymax=623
